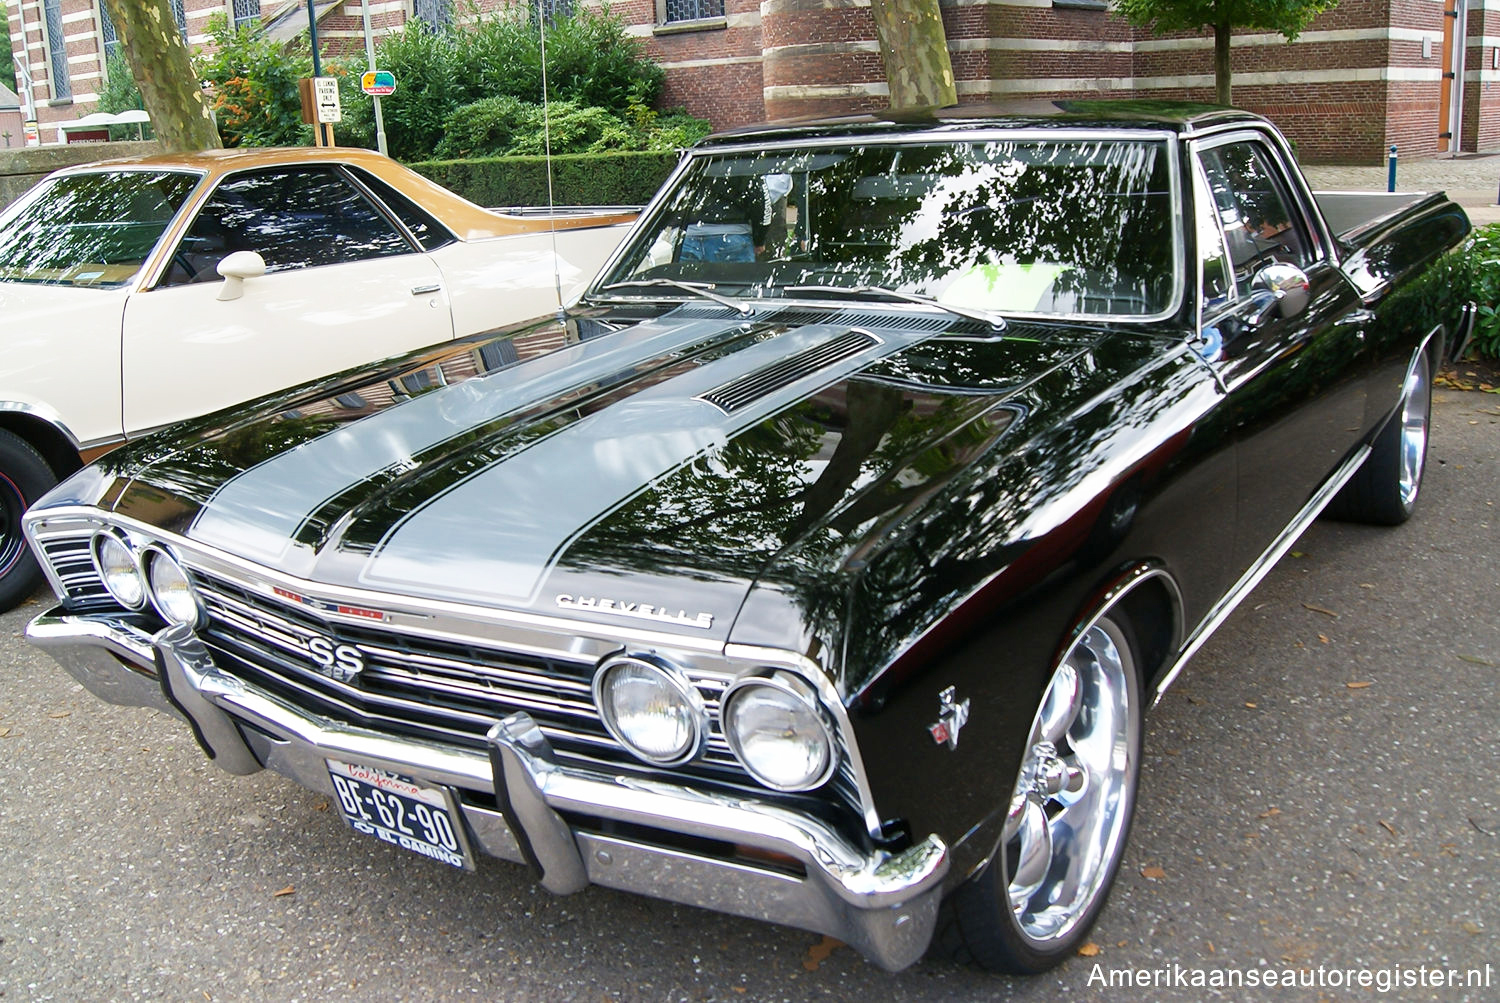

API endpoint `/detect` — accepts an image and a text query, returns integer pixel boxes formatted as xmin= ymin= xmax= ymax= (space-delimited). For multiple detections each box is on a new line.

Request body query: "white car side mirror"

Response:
xmin=216 ymin=251 xmax=267 ymax=302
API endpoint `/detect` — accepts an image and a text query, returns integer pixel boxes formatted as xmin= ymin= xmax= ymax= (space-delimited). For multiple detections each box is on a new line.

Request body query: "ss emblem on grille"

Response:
xmin=306 ymin=634 xmax=365 ymax=682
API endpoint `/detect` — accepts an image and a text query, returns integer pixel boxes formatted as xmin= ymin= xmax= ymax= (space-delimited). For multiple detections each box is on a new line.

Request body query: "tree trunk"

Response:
xmin=869 ymin=0 xmax=958 ymax=110
xmin=1214 ymin=21 xmax=1232 ymax=106
xmin=101 ymin=0 xmax=221 ymax=151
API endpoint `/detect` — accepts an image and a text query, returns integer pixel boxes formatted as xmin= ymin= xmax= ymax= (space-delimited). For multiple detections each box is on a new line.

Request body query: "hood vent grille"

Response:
xmin=698 ymin=330 xmax=880 ymax=413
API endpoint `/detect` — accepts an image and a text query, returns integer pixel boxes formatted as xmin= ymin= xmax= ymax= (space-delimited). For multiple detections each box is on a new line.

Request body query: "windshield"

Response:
xmin=597 ymin=138 xmax=1179 ymax=319
xmin=0 ymin=170 xmax=198 ymax=288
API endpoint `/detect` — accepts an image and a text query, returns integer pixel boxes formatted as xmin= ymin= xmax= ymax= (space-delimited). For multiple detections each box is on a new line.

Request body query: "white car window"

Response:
xmin=160 ymin=166 xmax=416 ymax=286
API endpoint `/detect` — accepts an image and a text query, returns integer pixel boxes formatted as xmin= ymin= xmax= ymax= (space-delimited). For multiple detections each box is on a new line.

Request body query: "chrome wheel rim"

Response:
xmin=1001 ymin=619 xmax=1139 ymax=945
xmin=0 ymin=470 xmax=25 ymax=577
xmin=1398 ymin=354 xmax=1430 ymax=508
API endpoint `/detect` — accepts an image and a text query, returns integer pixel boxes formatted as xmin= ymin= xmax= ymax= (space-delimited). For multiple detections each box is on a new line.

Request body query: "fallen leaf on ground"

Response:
xmin=1141 ymin=865 xmax=1167 ymax=880
xmin=0 ymin=727 xmax=10 ymax=738
xmin=1346 ymin=681 xmax=1373 ymax=689
xmin=1245 ymin=701 xmax=1258 ymax=709
xmin=312 ymin=799 xmax=330 ymax=812
xmin=1077 ymin=942 xmax=1102 ymax=957
xmin=273 ymin=885 xmax=295 ymax=898
xmin=802 ymin=935 xmax=842 ymax=971
xmin=48 ymin=711 xmax=70 ymax=719
xmin=1461 ymin=921 xmax=1483 ymax=935
xmin=1318 ymin=634 xmax=1330 ymax=644
xmin=1379 ymin=820 xmax=1398 ymax=837
xmin=1259 ymin=807 xmax=1282 ymax=819
xmin=1301 ymin=602 xmax=1339 ymax=618
xmin=1457 ymin=654 xmax=1496 ymax=667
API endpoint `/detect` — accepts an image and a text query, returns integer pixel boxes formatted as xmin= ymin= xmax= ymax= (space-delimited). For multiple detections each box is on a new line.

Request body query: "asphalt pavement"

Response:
xmin=1 ymin=385 xmax=1496 ymax=1002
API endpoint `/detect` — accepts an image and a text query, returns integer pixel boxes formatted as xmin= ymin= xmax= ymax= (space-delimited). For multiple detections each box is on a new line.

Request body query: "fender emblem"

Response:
xmin=928 ymin=686 xmax=970 ymax=750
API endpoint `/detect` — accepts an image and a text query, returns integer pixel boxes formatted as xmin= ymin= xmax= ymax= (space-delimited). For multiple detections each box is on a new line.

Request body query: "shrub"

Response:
xmin=1457 ymin=223 xmax=1500 ymax=360
xmin=196 ymin=14 xmax=313 ymax=148
xmin=337 ymin=2 xmax=689 ymax=162
xmin=411 ymin=150 xmax=679 ymax=207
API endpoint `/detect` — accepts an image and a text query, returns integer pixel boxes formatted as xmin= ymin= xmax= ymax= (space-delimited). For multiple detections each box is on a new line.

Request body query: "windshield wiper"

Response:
xmin=597 ymin=278 xmax=753 ymax=317
xmin=785 ymin=284 xmax=1007 ymax=332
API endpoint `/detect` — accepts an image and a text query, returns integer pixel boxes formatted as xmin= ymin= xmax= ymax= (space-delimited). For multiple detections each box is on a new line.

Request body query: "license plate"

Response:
xmin=326 ymin=759 xmax=472 ymax=870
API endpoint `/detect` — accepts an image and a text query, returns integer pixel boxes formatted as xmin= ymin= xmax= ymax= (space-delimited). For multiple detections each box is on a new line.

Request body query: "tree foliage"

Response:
xmin=195 ymin=14 xmax=314 ymax=147
xmin=1116 ymin=0 xmax=1339 ymax=104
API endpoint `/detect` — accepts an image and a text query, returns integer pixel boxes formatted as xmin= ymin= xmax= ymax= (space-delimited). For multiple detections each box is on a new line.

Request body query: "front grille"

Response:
xmin=193 ymin=573 xmax=854 ymax=801
xmin=30 ymin=520 xmax=870 ymax=837
xmin=32 ymin=521 xmax=113 ymax=609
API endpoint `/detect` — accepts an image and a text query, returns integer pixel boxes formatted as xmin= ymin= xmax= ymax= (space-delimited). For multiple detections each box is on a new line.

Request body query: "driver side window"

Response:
xmin=1198 ymin=141 xmax=1314 ymax=292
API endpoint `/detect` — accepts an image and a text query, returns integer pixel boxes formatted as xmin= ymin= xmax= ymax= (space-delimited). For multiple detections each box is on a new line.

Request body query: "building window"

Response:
xmin=414 ymin=0 xmax=452 ymax=30
xmin=531 ymin=0 xmax=573 ymax=22
xmin=44 ymin=0 xmax=71 ymax=99
xmin=662 ymin=0 xmax=724 ymax=22
xmin=99 ymin=2 xmax=120 ymax=64
xmin=232 ymin=0 xmax=261 ymax=29
xmin=168 ymin=0 xmax=188 ymax=37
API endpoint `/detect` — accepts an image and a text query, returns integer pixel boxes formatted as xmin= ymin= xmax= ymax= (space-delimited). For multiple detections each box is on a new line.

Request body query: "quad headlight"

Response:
xmin=593 ymin=654 xmax=706 ymax=766
xmin=92 ymin=531 xmax=146 ymax=610
xmin=722 ymin=672 xmax=836 ymax=792
xmin=144 ymin=547 xmax=204 ymax=628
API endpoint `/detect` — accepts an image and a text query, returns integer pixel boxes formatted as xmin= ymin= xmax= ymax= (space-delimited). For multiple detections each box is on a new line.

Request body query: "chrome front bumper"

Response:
xmin=27 ymin=606 xmax=948 ymax=971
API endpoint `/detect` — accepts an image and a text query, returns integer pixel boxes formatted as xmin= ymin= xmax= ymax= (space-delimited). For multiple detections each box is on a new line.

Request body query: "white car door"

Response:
xmin=121 ymin=165 xmax=454 ymax=435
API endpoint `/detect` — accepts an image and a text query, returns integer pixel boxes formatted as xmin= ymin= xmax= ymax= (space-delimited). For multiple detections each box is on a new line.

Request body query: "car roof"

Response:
xmin=51 ymin=146 xmax=631 ymax=241
xmin=695 ymin=100 xmax=1262 ymax=148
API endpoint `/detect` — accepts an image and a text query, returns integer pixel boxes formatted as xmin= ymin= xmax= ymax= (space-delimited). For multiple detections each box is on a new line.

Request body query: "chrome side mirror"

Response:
xmin=215 ymin=250 xmax=267 ymax=302
xmin=1248 ymin=262 xmax=1311 ymax=324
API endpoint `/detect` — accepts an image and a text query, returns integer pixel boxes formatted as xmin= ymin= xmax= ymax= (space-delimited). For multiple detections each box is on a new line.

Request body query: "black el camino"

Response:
xmin=22 ymin=103 xmax=1471 ymax=973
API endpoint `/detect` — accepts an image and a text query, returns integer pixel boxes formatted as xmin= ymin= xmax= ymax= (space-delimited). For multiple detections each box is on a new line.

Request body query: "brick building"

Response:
xmin=6 ymin=0 xmax=1496 ymax=162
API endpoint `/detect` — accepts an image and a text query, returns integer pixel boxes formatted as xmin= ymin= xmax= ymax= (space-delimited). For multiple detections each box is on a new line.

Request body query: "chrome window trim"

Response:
xmin=592 ymin=130 xmax=1186 ymax=326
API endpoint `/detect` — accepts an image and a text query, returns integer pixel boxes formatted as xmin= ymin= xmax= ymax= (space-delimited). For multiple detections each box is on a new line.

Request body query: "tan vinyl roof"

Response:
xmin=60 ymin=146 xmax=634 ymax=240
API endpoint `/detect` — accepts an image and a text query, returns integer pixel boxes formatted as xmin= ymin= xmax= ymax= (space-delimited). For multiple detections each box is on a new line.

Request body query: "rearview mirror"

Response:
xmin=216 ymin=250 xmax=267 ymax=302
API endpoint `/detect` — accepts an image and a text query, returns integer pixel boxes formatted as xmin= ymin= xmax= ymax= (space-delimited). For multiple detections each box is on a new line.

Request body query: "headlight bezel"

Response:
xmin=592 ymin=652 xmax=708 ymax=767
xmin=721 ymin=670 xmax=838 ymax=792
xmin=91 ymin=529 xmax=147 ymax=611
xmin=143 ymin=545 xmax=205 ymax=629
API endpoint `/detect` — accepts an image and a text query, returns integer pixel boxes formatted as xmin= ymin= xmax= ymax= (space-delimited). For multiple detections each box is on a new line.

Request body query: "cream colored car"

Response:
xmin=0 ymin=146 xmax=635 ymax=609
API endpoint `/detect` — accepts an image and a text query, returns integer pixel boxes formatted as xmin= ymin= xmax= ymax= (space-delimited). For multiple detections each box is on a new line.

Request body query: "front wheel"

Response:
xmin=0 ymin=430 xmax=57 ymax=613
xmin=938 ymin=615 xmax=1142 ymax=973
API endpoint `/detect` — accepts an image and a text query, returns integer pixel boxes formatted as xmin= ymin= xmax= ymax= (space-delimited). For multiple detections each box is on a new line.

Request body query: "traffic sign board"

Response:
xmin=313 ymin=77 xmax=341 ymax=124
xmin=361 ymin=70 xmax=396 ymax=97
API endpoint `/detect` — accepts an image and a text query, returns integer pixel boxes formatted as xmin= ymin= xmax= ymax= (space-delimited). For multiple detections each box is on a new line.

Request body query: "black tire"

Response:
xmin=936 ymin=615 xmax=1143 ymax=973
xmin=1327 ymin=347 xmax=1432 ymax=526
xmin=0 ymin=429 xmax=58 ymax=613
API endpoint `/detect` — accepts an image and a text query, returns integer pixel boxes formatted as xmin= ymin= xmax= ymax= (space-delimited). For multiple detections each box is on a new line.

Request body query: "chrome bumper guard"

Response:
xmin=27 ymin=607 xmax=948 ymax=971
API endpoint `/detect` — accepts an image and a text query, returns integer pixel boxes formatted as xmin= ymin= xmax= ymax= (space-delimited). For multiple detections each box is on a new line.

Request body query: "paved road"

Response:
xmin=2 ymin=390 xmax=1497 ymax=1002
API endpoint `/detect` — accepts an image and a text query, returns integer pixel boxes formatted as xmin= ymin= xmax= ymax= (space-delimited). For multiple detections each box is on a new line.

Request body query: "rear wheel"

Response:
xmin=0 ymin=430 xmax=56 ymax=613
xmin=939 ymin=615 xmax=1142 ymax=972
xmin=1328 ymin=347 xmax=1432 ymax=526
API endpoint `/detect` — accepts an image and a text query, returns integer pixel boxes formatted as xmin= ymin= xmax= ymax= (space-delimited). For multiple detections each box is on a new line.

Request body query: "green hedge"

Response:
xmin=409 ymin=150 xmax=681 ymax=209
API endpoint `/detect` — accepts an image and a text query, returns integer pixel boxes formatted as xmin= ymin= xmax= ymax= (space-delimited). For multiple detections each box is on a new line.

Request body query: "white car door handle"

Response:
xmin=411 ymin=283 xmax=442 ymax=296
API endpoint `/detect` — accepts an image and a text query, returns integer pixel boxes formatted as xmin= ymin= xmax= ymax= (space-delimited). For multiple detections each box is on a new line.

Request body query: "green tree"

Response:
xmin=195 ymin=14 xmax=313 ymax=147
xmin=1116 ymin=0 xmax=1339 ymax=104
xmin=99 ymin=0 xmax=221 ymax=150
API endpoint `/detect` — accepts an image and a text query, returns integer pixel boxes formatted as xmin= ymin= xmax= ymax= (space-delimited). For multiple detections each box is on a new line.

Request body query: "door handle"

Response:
xmin=411 ymin=283 xmax=442 ymax=296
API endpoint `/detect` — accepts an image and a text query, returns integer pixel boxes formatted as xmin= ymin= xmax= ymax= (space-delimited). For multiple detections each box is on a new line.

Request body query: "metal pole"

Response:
xmin=307 ymin=0 xmax=322 ymax=77
xmin=360 ymin=0 xmax=388 ymax=156
xmin=1387 ymin=145 xmax=1397 ymax=192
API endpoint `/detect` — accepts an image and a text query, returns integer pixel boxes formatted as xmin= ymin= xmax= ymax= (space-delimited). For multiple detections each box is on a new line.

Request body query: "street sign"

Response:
xmin=361 ymin=71 xmax=396 ymax=97
xmin=313 ymin=76 xmax=342 ymax=124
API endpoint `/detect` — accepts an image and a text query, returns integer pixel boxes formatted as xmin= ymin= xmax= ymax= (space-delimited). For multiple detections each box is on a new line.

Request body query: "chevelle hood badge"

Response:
xmin=555 ymin=593 xmax=714 ymax=630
